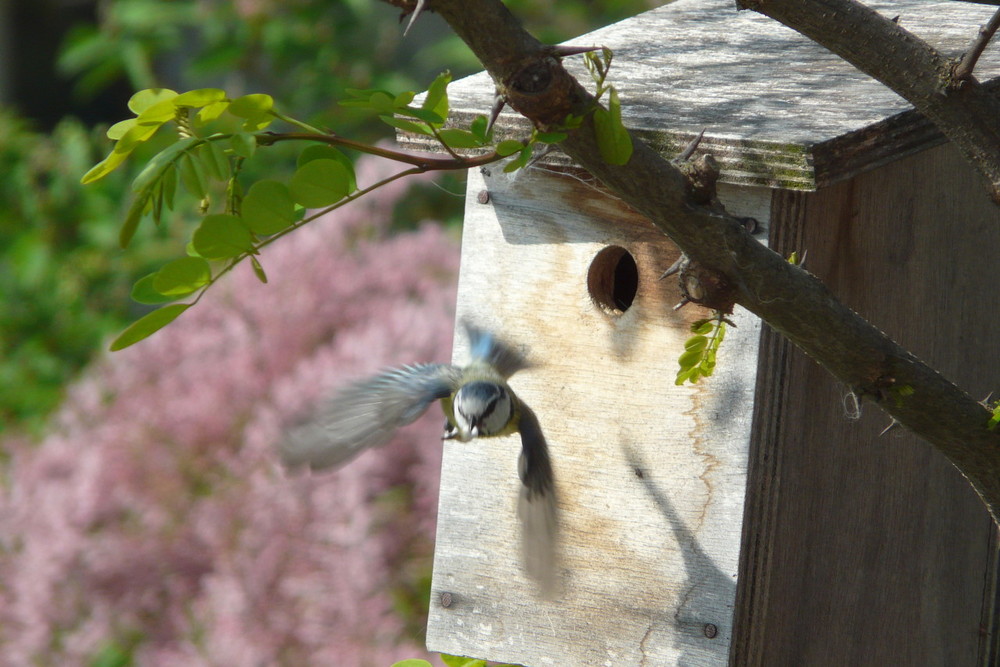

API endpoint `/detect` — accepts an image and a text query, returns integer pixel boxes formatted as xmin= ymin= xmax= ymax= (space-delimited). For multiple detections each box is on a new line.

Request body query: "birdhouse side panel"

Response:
xmin=734 ymin=142 xmax=1000 ymax=665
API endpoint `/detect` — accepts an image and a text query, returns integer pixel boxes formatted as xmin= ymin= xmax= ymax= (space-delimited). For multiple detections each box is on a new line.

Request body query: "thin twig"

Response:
xmin=430 ymin=125 xmax=463 ymax=160
xmin=954 ymin=7 xmax=1000 ymax=81
xmin=196 ymin=166 xmax=429 ymax=307
xmin=677 ymin=129 xmax=705 ymax=161
xmin=260 ymin=132 xmax=501 ymax=170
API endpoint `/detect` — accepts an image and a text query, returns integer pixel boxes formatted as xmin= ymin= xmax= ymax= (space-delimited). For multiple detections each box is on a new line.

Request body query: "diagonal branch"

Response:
xmin=737 ymin=0 xmax=1000 ymax=204
xmin=955 ymin=6 xmax=1000 ymax=81
xmin=425 ymin=0 xmax=1000 ymax=524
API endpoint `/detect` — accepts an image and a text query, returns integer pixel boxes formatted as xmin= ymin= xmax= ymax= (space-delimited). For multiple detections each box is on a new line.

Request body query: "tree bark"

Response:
xmin=425 ymin=0 xmax=1000 ymax=524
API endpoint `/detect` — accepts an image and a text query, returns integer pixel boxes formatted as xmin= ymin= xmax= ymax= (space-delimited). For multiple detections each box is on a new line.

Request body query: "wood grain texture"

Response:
xmin=426 ymin=166 xmax=770 ymax=666
xmin=399 ymin=0 xmax=1000 ymax=190
xmin=733 ymin=142 xmax=1000 ymax=665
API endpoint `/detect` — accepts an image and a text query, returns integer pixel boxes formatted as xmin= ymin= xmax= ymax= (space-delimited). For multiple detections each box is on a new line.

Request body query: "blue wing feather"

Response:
xmin=280 ymin=363 xmax=461 ymax=471
xmin=463 ymin=321 xmax=529 ymax=378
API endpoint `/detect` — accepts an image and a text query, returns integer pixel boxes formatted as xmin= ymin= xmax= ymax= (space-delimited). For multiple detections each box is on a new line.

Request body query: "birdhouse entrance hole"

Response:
xmin=587 ymin=245 xmax=638 ymax=315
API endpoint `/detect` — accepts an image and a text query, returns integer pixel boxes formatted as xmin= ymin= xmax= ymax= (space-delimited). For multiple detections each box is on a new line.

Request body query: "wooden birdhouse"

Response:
xmin=397 ymin=1 xmax=1000 ymax=663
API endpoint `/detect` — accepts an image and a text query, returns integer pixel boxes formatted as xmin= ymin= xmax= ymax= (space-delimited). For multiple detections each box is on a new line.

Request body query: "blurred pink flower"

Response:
xmin=0 ymin=151 xmax=460 ymax=665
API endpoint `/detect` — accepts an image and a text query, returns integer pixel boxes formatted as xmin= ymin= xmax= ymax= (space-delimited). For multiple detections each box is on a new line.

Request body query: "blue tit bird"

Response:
xmin=279 ymin=322 xmax=558 ymax=596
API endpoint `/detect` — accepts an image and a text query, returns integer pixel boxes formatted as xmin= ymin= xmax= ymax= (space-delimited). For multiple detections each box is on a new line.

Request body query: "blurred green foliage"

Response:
xmin=58 ymin=0 xmax=658 ymax=139
xmin=3 ymin=0 xmax=657 ymax=434
xmin=0 ymin=112 xmax=200 ymax=435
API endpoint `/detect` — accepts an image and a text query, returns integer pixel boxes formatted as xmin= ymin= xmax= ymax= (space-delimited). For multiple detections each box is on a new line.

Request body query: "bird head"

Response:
xmin=446 ymin=380 xmax=515 ymax=441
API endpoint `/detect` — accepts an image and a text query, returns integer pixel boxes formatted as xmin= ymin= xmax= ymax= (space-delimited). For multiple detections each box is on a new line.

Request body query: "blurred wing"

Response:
xmin=280 ymin=363 xmax=462 ymax=471
xmin=516 ymin=402 xmax=559 ymax=598
xmin=463 ymin=320 xmax=529 ymax=378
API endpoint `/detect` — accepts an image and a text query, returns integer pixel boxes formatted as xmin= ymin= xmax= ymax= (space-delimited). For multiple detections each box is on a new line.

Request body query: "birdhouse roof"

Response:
xmin=400 ymin=0 xmax=1000 ymax=190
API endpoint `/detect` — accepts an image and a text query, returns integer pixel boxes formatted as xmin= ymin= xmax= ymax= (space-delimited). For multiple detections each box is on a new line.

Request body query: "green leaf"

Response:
xmin=250 ymin=256 xmax=268 ymax=284
xmin=228 ymin=93 xmax=274 ymax=118
xmin=173 ymin=88 xmax=226 ymax=107
xmin=389 ymin=661 xmax=432 ymax=667
xmin=297 ymin=145 xmax=356 ymax=192
xmin=197 ymin=100 xmax=230 ymax=125
xmin=107 ymin=118 xmax=137 ymax=140
xmin=230 ymin=132 xmax=257 ymax=159
xmin=437 ymin=128 xmax=483 ymax=149
xmin=119 ymin=193 xmax=151 ymax=248
xmin=379 ymin=115 xmax=432 ymax=136
xmin=288 ymin=159 xmax=351 ymax=208
xmin=394 ymin=91 xmax=416 ymax=107
xmin=135 ymin=96 xmax=181 ymax=125
xmin=397 ymin=106 xmax=445 ymax=125
xmin=128 ymin=88 xmax=178 ymax=115
xmin=440 ymin=655 xmax=487 ymax=667
xmin=129 ymin=140 xmax=196 ymax=199
xmin=192 ymin=214 xmax=254 ymax=260
xmin=152 ymin=185 xmax=164 ymax=225
xmin=178 ymin=152 xmax=207 ymax=199
xmin=503 ymin=145 xmax=532 ymax=173
xmin=202 ymin=140 xmax=231 ymax=181
xmin=422 ymin=70 xmax=452 ymax=123
xmin=342 ymin=87 xmax=393 ymax=100
xmin=81 ymin=148 xmax=130 ymax=185
xmin=691 ymin=319 xmax=714 ymax=335
xmin=110 ymin=304 xmax=190 ymax=351
xmin=115 ymin=118 xmax=167 ymax=154
xmin=152 ymin=257 xmax=212 ymax=296
xmin=593 ymin=87 xmax=632 ymax=165
xmin=684 ymin=335 xmax=708 ymax=352
xmin=161 ymin=165 xmax=177 ymax=210
xmin=242 ymin=114 xmax=274 ymax=131
xmin=131 ymin=273 xmax=179 ymax=304
xmin=496 ymin=140 xmax=525 ymax=157
xmin=675 ymin=368 xmax=700 ymax=386
xmin=368 ymin=91 xmax=395 ymax=114
xmin=470 ymin=114 xmax=491 ymax=143
xmin=242 ymin=180 xmax=296 ymax=235
xmin=534 ymin=131 xmax=567 ymax=144
xmin=338 ymin=87 xmax=409 ymax=112
xmin=678 ymin=348 xmax=703 ymax=370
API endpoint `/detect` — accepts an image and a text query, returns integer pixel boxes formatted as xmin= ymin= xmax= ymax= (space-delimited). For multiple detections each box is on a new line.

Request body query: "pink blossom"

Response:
xmin=0 ymin=151 xmax=460 ymax=664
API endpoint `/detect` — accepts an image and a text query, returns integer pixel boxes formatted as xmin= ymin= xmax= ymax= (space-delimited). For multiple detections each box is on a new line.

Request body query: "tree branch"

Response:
xmin=737 ymin=0 xmax=1000 ymax=204
xmin=426 ymin=0 xmax=1000 ymax=524
xmin=955 ymin=6 xmax=1000 ymax=81
xmin=257 ymin=131 xmax=503 ymax=170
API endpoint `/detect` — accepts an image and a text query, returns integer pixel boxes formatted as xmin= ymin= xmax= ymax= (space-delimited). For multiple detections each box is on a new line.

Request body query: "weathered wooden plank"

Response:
xmin=399 ymin=0 xmax=1000 ymax=190
xmin=426 ymin=166 xmax=770 ymax=665
xmin=733 ymin=141 xmax=1000 ymax=665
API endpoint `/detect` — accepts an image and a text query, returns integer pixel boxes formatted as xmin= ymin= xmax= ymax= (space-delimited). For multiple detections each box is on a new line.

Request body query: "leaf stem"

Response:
xmin=189 ymin=165 xmax=430 ymax=307
xmin=268 ymin=109 xmax=328 ymax=135
xmin=258 ymin=132 xmax=502 ymax=170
